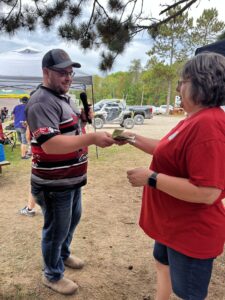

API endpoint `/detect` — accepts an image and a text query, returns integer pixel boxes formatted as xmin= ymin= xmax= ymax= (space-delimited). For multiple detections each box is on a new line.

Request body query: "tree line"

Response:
xmin=0 ymin=0 xmax=216 ymax=71
xmin=87 ymin=7 xmax=225 ymax=108
xmin=1 ymin=1 xmax=225 ymax=108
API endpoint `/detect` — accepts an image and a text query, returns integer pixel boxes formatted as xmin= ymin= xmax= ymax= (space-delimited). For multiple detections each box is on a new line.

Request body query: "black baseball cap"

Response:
xmin=42 ymin=49 xmax=81 ymax=69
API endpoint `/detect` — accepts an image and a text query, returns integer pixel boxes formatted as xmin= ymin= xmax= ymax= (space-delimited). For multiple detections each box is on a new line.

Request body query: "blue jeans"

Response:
xmin=32 ymin=186 xmax=82 ymax=282
xmin=153 ymin=242 xmax=215 ymax=300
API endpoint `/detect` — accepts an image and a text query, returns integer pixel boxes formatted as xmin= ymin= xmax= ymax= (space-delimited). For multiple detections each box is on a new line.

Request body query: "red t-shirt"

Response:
xmin=139 ymin=107 xmax=225 ymax=259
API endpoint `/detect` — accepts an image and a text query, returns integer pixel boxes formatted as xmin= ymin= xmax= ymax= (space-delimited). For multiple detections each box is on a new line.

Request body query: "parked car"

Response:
xmin=94 ymin=99 xmax=153 ymax=126
xmin=151 ymin=106 xmax=160 ymax=115
xmin=158 ymin=105 xmax=174 ymax=115
xmin=93 ymin=99 xmax=122 ymax=112
xmin=127 ymin=105 xmax=153 ymax=125
xmin=93 ymin=99 xmax=135 ymax=129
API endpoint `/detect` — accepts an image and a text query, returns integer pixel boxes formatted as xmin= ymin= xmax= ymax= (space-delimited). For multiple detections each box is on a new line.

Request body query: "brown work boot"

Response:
xmin=42 ymin=276 xmax=78 ymax=295
xmin=64 ymin=255 xmax=84 ymax=269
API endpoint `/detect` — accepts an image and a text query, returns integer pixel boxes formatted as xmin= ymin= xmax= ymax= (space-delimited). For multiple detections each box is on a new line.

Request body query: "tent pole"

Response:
xmin=91 ymin=83 xmax=98 ymax=159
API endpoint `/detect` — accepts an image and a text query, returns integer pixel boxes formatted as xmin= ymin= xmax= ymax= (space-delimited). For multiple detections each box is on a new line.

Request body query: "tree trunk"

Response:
xmin=140 ymin=86 xmax=144 ymax=105
xmin=166 ymin=80 xmax=172 ymax=115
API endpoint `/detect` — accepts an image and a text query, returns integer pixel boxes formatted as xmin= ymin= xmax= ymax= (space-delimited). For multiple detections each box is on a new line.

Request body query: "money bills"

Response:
xmin=112 ymin=129 xmax=124 ymax=139
xmin=112 ymin=129 xmax=135 ymax=143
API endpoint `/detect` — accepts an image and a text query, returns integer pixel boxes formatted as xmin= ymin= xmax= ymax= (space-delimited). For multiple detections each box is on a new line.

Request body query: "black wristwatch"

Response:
xmin=148 ymin=172 xmax=158 ymax=188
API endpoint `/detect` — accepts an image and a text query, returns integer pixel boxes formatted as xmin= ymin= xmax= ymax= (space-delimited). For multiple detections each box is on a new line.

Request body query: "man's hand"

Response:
xmin=93 ymin=132 xmax=115 ymax=148
xmin=80 ymin=106 xmax=93 ymax=123
xmin=127 ymin=167 xmax=152 ymax=187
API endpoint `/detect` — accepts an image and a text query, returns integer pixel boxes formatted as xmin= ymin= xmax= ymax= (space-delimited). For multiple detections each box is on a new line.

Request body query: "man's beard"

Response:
xmin=56 ymin=84 xmax=69 ymax=95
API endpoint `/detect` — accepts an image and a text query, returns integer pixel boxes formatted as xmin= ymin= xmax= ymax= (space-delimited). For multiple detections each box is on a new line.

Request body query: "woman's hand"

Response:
xmin=127 ymin=167 xmax=152 ymax=187
xmin=114 ymin=132 xmax=136 ymax=146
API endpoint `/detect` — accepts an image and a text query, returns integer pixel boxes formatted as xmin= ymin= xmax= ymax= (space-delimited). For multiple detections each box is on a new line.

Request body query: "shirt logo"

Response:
xmin=168 ymin=131 xmax=179 ymax=140
xmin=79 ymin=153 xmax=88 ymax=162
xmin=33 ymin=127 xmax=55 ymax=138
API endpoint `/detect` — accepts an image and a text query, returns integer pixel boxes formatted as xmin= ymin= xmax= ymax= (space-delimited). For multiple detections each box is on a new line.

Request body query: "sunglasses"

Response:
xmin=48 ymin=67 xmax=75 ymax=78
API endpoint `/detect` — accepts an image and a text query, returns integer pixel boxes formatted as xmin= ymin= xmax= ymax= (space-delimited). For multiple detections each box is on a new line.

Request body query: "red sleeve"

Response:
xmin=187 ymin=140 xmax=225 ymax=189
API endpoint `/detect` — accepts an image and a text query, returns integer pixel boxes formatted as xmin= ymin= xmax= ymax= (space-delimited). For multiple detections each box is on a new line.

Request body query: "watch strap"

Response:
xmin=148 ymin=172 xmax=158 ymax=188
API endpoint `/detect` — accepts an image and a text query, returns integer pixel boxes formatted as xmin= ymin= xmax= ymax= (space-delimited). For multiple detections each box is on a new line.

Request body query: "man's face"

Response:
xmin=44 ymin=66 xmax=74 ymax=94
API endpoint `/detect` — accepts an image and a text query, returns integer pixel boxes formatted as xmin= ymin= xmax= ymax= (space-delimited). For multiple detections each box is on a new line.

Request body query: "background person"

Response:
xmin=120 ymin=52 xmax=225 ymax=300
xmin=19 ymin=192 xmax=36 ymax=217
xmin=26 ymin=49 xmax=115 ymax=295
xmin=19 ymin=86 xmax=45 ymax=217
xmin=1 ymin=107 xmax=8 ymax=123
xmin=19 ymin=126 xmax=36 ymax=216
xmin=12 ymin=96 xmax=30 ymax=159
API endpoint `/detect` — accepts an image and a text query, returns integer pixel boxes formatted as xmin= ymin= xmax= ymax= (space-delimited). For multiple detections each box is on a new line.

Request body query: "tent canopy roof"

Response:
xmin=195 ymin=39 xmax=225 ymax=56
xmin=0 ymin=47 xmax=93 ymax=90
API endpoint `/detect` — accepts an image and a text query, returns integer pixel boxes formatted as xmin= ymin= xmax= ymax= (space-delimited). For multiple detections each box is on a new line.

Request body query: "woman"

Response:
xmin=123 ymin=52 xmax=225 ymax=299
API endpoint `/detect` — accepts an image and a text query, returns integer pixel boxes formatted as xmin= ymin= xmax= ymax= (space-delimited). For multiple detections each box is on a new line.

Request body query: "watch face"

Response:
xmin=148 ymin=172 xmax=158 ymax=188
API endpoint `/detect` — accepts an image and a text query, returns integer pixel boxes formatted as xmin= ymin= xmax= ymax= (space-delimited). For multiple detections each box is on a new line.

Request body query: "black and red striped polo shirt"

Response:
xmin=26 ymin=86 xmax=88 ymax=190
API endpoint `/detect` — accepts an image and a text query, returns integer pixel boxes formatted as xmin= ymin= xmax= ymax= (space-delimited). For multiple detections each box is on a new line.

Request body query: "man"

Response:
xmin=12 ymin=96 xmax=29 ymax=159
xmin=26 ymin=49 xmax=115 ymax=295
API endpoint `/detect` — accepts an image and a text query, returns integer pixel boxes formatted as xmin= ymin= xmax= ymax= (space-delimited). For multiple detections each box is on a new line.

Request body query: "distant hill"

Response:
xmin=0 ymin=40 xmax=24 ymax=53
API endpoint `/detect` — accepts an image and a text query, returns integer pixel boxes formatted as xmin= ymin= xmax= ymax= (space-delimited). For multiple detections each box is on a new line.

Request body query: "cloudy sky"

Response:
xmin=1 ymin=0 xmax=224 ymax=75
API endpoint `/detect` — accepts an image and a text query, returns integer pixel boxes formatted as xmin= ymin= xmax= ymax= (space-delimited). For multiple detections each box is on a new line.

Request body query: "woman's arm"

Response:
xmin=157 ymin=173 xmax=221 ymax=205
xmin=129 ymin=134 xmax=159 ymax=154
xmin=127 ymin=167 xmax=221 ymax=205
xmin=116 ymin=132 xmax=159 ymax=154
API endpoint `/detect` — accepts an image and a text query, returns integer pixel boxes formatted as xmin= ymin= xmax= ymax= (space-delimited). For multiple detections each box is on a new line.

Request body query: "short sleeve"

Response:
xmin=27 ymin=102 xmax=61 ymax=145
xmin=187 ymin=140 xmax=225 ymax=189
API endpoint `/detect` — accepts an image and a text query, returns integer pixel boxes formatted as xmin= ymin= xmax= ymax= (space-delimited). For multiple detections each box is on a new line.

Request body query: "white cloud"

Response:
xmin=1 ymin=29 xmax=152 ymax=76
xmin=1 ymin=0 xmax=224 ymax=76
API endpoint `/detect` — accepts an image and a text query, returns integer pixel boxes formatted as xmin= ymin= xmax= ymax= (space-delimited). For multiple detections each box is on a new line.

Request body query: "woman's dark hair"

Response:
xmin=181 ymin=52 xmax=225 ymax=107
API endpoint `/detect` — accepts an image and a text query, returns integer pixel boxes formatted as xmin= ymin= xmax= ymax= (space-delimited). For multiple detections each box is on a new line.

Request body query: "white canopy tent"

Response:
xmin=0 ymin=47 xmax=93 ymax=90
xmin=0 ymin=47 xmax=99 ymax=157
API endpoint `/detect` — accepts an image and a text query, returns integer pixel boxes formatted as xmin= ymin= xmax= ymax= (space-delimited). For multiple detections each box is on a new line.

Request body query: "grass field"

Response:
xmin=0 ymin=116 xmax=224 ymax=300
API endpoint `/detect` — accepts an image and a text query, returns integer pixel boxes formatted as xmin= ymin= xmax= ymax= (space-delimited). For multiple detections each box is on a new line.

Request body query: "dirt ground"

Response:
xmin=0 ymin=115 xmax=224 ymax=300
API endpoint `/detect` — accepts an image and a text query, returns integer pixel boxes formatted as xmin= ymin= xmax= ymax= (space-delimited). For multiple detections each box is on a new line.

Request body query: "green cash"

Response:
xmin=112 ymin=129 xmax=124 ymax=138
xmin=112 ymin=129 xmax=135 ymax=142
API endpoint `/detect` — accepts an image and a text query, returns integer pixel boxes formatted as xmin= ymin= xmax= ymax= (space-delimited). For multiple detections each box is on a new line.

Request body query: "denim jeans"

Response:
xmin=153 ymin=241 xmax=214 ymax=300
xmin=32 ymin=186 xmax=82 ymax=282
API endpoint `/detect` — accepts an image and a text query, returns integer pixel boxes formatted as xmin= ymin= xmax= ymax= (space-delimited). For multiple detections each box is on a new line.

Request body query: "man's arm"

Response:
xmin=41 ymin=132 xmax=115 ymax=154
